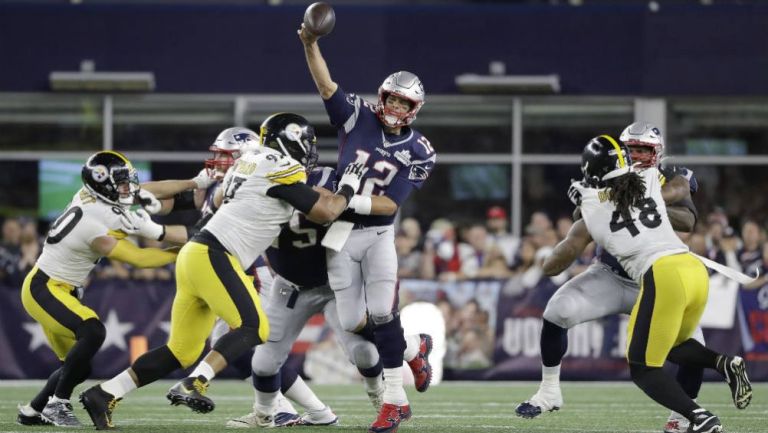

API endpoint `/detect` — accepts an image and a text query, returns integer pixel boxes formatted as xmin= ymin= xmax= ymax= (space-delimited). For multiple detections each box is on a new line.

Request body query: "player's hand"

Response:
xmin=120 ymin=209 xmax=165 ymax=241
xmin=338 ymin=162 xmax=368 ymax=193
xmin=192 ymin=168 xmax=216 ymax=190
xmin=298 ymin=23 xmax=319 ymax=45
xmin=135 ymin=189 xmax=162 ymax=215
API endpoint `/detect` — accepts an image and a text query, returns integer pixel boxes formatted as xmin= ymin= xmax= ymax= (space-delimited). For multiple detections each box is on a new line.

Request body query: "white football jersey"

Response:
xmin=204 ymin=148 xmax=307 ymax=268
xmin=575 ymin=167 xmax=688 ymax=281
xmin=37 ymin=189 xmax=126 ymax=287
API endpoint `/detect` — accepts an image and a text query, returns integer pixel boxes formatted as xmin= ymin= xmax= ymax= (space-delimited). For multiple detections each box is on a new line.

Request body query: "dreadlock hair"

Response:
xmin=606 ymin=172 xmax=646 ymax=214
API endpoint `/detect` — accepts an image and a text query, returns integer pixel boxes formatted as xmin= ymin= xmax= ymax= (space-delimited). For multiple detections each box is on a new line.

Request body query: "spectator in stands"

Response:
xmin=421 ymin=218 xmax=460 ymax=280
xmin=0 ymin=217 xmax=23 ymax=287
xmin=400 ymin=217 xmax=424 ymax=251
xmin=455 ymin=328 xmax=491 ymax=369
xmin=18 ymin=218 xmax=40 ymax=277
xmin=555 ymin=215 xmax=572 ymax=241
xmin=485 ymin=206 xmax=520 ymax=269
xmin=395 ymin=229 xmax=423 ymax=279
xmin=737 ymin=219 xmax=763 ymax=274
xmin=455 ymin=222 xmax=511 ymax=280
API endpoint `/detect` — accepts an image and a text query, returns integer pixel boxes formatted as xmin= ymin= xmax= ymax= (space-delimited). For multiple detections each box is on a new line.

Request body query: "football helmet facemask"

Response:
xmin=260 ymin=113 xmax=318 ymax=171
xmin=81 ymin=151 xmax=139 ymax=206
xmin=581 ymin=135 xmax=633 ymax=188
xmin=376 ymin=71 xmax=425 ymax=128
xmin=206 ymin=127 xmax=259 ymax=177
xmin=619 ymin=121 xmax=664 ymax=168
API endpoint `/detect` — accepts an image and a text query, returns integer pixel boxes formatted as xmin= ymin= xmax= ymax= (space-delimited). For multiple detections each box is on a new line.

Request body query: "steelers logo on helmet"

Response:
xmin=284 ymin=123 xmax=303 ymax=143
xmin=91 ymin=165 xmax=109 ymax=183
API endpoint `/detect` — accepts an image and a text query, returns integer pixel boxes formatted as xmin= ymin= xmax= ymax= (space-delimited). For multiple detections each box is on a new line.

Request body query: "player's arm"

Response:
xmin=119 ymin=209 xmax=189 ymax=245
xmin=298 ymin=25 xmax=338 ymax=99
xmin=268 ymin=183 xmax=349 ymax=224
xmin=91 ymin=236 xmax=177 ymax=268
xmin=661 ymin=175 xmax=690 ymax=204
xmin=315 ymin=186 xmax=397 ymax=216
xmin=542 ymin=219 xmax=593 ymax=276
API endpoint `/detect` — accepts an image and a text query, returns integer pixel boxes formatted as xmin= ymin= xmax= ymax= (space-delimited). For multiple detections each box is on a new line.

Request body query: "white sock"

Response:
xmin=382 ymin=367 xmax=408 ymax=405
xmin=541 ymin=364 xmax=561 ymax=388
xmin=190 ymin=361 xmax=216 ymax=382
xmin=100 ymin=370 xmax=138 ymax=399
xmin=403 ymin=334 xmax=420 ymax=361
xmin=255 ymin=390 xmax=278 ymax=415
xmin=363 ymin=373 xmax=384 ymax=393
xmin=273 ymin=392 xmax=298 ymax=415
xmin=49 ymin=395 xmax=68 ymax=404
xmin=284 ymin=376 xmax=325 ymax=412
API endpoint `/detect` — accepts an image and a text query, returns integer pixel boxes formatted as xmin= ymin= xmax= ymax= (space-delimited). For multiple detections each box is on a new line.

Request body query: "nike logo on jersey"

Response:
xmin=377 ymin=230 xmax=387 ymax=235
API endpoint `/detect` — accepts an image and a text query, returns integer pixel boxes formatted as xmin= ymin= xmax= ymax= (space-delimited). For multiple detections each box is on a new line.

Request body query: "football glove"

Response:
xmin=338 ymin=162 xmax=368 ymax=194
xmin=136 ymin=189 xmax=162 ymax=215
xmin=120 ymin=208 xmax=165 ymax=241
xmin=567 ymin=181 xmax=583 ymax=206
xmin=192 ymin=168 xmax=216 ymax=190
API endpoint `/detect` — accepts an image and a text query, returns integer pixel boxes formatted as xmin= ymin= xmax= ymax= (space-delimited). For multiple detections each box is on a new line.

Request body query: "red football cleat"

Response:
xmin=368 ymin=403 xmax=411 ymax=433
xmin=407 ymin=334 xmax=433 ymax=392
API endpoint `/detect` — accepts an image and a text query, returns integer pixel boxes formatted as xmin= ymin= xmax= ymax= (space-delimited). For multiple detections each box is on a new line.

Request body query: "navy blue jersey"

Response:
xmin=324 ymin=87 xmax=436 ymax=227
xmin=265 ymin=167 xmax=336 ymax=287
xmin=597 ymin=165 xmax=698 ymax=278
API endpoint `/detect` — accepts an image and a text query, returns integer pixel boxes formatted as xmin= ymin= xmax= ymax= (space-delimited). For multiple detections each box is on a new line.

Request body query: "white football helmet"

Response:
xmin=205 ymin=127 xmax=260 ymax=176
xmin=619 ymin=121 xmax=664 ymax=168
xmin=376 ymin=71 xmax=425 ymax=128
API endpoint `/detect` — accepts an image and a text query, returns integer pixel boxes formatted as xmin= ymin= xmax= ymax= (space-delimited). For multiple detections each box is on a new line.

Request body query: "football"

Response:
xmin=303 ymin=2 xmax=335 ymax=37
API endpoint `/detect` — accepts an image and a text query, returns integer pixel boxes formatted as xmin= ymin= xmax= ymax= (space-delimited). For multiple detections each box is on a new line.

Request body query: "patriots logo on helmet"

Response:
xmin=91 ymin=165 xmax=108 ymax=183
xmin=232 ymin=132 xmax=253 ymax=143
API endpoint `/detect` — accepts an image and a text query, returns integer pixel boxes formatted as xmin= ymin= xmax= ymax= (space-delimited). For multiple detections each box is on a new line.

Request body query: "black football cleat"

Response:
xmin=166 ymin=375 xmax=215 ymax=414
xmin=80 ymin=385 xmax=120 ymax=430
xmin=686 ymin=408 xmax=722 ymax=433
xmin=722 ymin=356 xmax=752 ymax=409
xmin=17 ymin=403 xmax=52 ymax=426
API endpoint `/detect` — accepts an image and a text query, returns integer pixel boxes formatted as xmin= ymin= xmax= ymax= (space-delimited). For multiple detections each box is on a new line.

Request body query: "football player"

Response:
xmin=515 ymin=123 xmax=706 ymax=433
xmin=79 ymin=113 xmax=367 ymax=430
xmin=541 ymin=135 xmax=752 ymax=433
xmin=299 ymin=23 xmax=436 ymax=433
xmin=16 ymin=151 xmax=179 ymax=427
xmin=226 ymin=166 xmax=433 ymax=428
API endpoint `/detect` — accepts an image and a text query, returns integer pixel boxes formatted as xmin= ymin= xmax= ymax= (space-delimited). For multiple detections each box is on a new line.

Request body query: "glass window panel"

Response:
xmin=0 ymin=94 xmax=103 ymax=151
xmin=667 ymin=99 xmax=768 ymax=155
xmin=522 ymin=97 xmax=633 ymax=154
xmin=682 ymin=165 xmax=768 ymax=225
xmin=404 ymin=164 xmax=512 ymax=226
xmin=521 ymin=164 xmax=583 ymax=229
xmin=0 ymin=161 xmax=38 ymax=215
xmin=113 ymin=96 xmax=234 ymax=151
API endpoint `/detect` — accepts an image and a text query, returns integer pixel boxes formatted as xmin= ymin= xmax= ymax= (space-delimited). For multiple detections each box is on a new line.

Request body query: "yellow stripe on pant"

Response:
xmin=168 ymin=241 xmax=269 ymax=367
xmin=626 ymin=253 xmax=709 ymax=367
xmin=20 ymin=265 xmax=98 ymax=360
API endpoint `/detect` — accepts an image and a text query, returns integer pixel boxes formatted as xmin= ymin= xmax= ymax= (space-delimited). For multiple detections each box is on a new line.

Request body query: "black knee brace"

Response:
xmin=212 ymin=326 xmax=263 ymax=363
xmin=132 ymin=345 xmax=182 ymax=387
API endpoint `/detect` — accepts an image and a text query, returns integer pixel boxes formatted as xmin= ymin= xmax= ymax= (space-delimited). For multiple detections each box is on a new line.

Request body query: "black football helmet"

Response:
xmin=81 ymin=151 xmax=139 ymax=206
xmin=581 ymin=135 xmax=633 ymax=187
xmin=260 ymin=113 xmax=318 ymax=171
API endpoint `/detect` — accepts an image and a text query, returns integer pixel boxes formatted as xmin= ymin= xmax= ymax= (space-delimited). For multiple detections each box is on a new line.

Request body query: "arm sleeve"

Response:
xmin=107 ymin=239 xmax=178 ymax=268
xmin=322 ymin=87 xmax=360 ymax=132
xmin=267 ymin=183 xmax=321 ymax=214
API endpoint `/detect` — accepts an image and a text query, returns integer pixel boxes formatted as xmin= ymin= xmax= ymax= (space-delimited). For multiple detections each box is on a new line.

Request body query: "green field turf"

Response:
xmin=0 ymin=380 xmax=764 ymax=433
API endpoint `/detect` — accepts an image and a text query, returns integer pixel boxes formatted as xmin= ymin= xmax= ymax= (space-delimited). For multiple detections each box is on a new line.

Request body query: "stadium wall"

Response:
xmin=1 ymin=3 xmax=767 ymax=95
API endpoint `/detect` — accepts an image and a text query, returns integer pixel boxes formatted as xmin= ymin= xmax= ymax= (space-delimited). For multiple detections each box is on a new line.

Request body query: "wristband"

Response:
xmin=348 ymin=195 xmax=372 ymax=215
xmin=335 ymin=184 xmax=355 ymax=205
xmin=157 ymin=225 xmax=166 ymax=242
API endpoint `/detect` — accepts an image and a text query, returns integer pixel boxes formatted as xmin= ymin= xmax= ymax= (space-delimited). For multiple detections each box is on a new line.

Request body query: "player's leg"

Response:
xmin=361 ymin=226 xmax=413 ymax=432
xmin=325 ymin=297 xmax=385 ymax=410
xmin=228 ymin=277 xmax=331 ymax=428
xmin=627 ymin=255 xmax=722 ymax=433
xmin=517 ymin=264 xmax=635 ymax=418
xmin=80 ymin=243 xmax=215 ymax=428
xmin=20 ymin=266 xmax=104 ymax=427
xmin=664 ymin=326 xmax=705 ymax=433
xmin=173 ymin=244 xmax=268 ymax=406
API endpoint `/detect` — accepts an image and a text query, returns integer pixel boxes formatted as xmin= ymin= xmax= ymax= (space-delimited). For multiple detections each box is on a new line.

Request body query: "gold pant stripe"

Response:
xmin=626 ymin=253 xmax=709 ymax=367
xmin=167 ymin=242 xmax=268 ymax=367
xmin=20 ymin=265 xmax=98 ymax=360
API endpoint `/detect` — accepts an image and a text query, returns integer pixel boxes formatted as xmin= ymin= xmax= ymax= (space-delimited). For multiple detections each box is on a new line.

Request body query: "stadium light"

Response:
xmin=49 ymin=71 xmax=155 ymax=92
xmin=455 ymin=74 xmax=561 ymax=94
